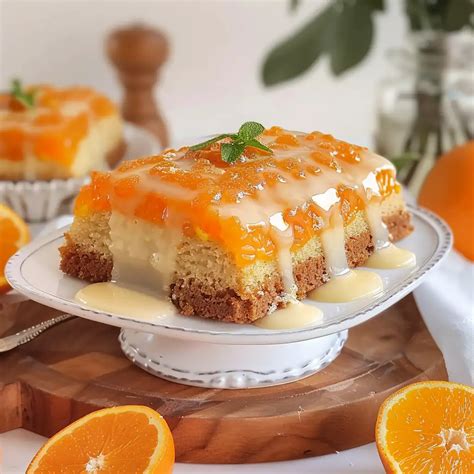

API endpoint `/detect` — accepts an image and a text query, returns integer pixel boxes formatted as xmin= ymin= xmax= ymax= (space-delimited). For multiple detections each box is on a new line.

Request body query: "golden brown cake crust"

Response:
xmin=385 ymin=209 xmax=414 ymax=241
xmin=59 ymin=235 xmax=113 ymax=283
xmin=171 ymin=230 xmax=374 ymax=323
xmin=59 ymin=211 xmax=413 ymax=324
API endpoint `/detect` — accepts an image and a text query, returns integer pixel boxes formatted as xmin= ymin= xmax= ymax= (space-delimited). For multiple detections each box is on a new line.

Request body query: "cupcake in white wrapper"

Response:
xmin=0 ymin=177 xmax=88 ymax=222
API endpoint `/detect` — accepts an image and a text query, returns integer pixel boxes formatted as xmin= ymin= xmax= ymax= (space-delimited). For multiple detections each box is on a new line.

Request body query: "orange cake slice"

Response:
xmin=60 ymin=125 xmax=413 ymax=323
xmin=0 ymin=82 xmax=124 ymax=180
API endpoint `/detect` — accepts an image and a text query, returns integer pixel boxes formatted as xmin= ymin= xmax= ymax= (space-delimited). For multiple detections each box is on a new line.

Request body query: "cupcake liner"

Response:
xmin=0 ymin=177 xmax=88 ymax=222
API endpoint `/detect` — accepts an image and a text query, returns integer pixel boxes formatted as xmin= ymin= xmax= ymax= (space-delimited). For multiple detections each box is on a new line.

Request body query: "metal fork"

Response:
xmin=0 ymin=314 xmax=75 ymax=352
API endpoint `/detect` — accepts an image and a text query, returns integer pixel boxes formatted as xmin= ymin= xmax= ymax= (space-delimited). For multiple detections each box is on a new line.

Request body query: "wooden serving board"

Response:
xmin=0 ymin=295 xmax=446 ymax=464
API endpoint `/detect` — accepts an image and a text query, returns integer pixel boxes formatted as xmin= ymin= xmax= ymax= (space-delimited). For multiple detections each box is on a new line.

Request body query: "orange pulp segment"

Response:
xmin=376 ymin=381 xmax=474 ymax=474
xmin=27 ymin=405 xmax=175 ymax=474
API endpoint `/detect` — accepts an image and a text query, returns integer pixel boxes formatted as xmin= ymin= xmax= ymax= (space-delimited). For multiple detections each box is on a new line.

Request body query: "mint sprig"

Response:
xmin=190 ymin=121 xmax=272 ymax=163
xmin=10 ymin=79 xmax=36 ymax=109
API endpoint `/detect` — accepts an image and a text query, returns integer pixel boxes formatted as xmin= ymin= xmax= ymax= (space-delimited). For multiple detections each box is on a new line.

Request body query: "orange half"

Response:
xmin=27 ymin=405 xmax=175 ymax=474
xmin=376 ymin=381 xmax=473 ymax=473
xmin=0 ymin=203 xmax=30 ymax=293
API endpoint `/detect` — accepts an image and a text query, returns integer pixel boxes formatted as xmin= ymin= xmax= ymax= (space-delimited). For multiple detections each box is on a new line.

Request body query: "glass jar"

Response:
xmin=374 ymin=31 xmax=474 ymax=196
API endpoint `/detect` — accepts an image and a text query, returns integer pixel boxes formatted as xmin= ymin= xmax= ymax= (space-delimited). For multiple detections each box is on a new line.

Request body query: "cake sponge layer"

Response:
xmin=60 ymin=193 xmax=412 ymax=323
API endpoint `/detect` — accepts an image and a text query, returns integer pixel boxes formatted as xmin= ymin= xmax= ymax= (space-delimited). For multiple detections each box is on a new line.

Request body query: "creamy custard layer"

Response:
xmin=0 ymin=115 xmax=122 ymax=179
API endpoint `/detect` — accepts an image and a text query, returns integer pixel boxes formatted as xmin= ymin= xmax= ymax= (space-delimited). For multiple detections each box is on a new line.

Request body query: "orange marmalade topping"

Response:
xmin=75 ymin=129 xmax=400 ymax=267
xmin=0 ymin=85 xmax=118 ymax=166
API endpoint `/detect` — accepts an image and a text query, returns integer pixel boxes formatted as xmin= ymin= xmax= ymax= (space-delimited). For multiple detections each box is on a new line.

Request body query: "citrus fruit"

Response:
xmin=27 ymin=405 xmax=175 ymax=473
xmin=0 ymin=203 xmax=30 ymax=293
xmin=376 ymin=380 xmax=473 ymax=473
xmin=418 ymin=141 xmax=474 ymax=261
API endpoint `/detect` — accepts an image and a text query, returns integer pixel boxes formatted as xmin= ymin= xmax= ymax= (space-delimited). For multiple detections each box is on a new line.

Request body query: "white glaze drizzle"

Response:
xmin=269 ymin=212 xmax=297 ymax=296
xmin=101 ymin=130 xmax=403 ymax=307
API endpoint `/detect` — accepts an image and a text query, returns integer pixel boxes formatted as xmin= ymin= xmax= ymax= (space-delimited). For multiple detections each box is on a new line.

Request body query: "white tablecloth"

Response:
xmin=0 ymin=429 xmax=384 ymax=473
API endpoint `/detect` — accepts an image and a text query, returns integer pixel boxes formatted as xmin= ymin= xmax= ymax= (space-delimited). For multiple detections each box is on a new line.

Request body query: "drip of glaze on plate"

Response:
xmin=365 ymin=243 xmax=416 ymax=269
xmin=254 ymin=210 xmax=324 ymax=329
xmin=309 ymin=204 xmax=384 ymax=303
xmin=76 ymin=204 xmax=184 ymax=320
xmin=254 ymin=301 xmax=323 ymax=330
xmin=309 ymin=269 xmax=383 ymax=303
xmin=363 ymin=198 xmax=415 ymax=269
xmin=354 ymin=156 xmax=416 ymax=270
xmin=75 ymin=282 xmax=178 ymax=319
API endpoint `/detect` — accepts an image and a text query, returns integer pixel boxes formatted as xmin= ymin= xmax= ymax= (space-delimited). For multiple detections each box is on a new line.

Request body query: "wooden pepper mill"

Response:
xmin=106 ymin=23 xmax=169 ymax=148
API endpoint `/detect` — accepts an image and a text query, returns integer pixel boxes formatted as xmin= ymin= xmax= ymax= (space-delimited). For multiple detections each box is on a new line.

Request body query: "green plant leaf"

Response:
xmin=390 ymin=152 xmax=420 ymax=172
xmin=262 ymin=4 xmax=334 ymax=86
xmin=328 ymin=1 xmax=374 ymax=76
xmin=189 ymin=134 xmax=233 ymax=151
xmin=221 ymin=142 xmax=246 ymax=163
xmin=444 ymin=0 xmax=474 ymax=31
xmin=238 ymin=121 xmax=265 ymax=141
xmin=11 ymin=79 xmax=35 ymax=109
xmin=290 ymin=0 xmax=300 ymax=12
xmin=368 ymin=0 xmax=385 ymax=11
xmin=246 ymin=139 xmax=273 ymax=154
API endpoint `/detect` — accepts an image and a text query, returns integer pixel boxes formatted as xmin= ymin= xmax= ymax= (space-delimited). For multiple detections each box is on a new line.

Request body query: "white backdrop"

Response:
xmin=0 ymin=0 xmax=405 ymax=146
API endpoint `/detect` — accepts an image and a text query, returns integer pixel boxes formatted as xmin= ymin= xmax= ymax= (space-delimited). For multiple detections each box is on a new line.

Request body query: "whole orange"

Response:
xmin=418 ymin=141 xmax=474 ymax=261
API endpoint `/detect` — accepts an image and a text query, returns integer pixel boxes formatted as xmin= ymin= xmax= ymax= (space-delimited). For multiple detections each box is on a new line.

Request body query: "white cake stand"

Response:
xmin=6 ymin=206 xmax=451 ymax=389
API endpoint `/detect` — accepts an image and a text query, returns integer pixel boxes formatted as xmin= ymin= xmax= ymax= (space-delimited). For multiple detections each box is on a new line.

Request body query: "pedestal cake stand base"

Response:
xmin=119 ymin=329 xmax=348 ymax=389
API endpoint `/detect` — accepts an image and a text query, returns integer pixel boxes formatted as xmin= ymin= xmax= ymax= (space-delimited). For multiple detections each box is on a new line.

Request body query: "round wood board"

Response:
xmin=0 ymin=294 xmax=446 ymax=464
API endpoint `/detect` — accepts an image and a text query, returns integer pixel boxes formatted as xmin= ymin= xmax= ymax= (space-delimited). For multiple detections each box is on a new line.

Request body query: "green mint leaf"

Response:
xmin=189 ymin=122 xmax=271 ymax=164
xmin=11 ymin=79 xmax=35 ymax=109
xmin=189 ymin=134 xmax=233 ymax=151
xmin=221 ymin=142 xmax=246 ymax=163
xmin=238 ymin=121 xmax=265 ymax=141
xmin=245 ymin=138 xmax=272 ymax=154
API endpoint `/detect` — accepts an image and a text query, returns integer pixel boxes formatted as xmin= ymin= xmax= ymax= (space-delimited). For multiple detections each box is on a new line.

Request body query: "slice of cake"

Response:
xmin=60 ymin=124 xmax=413 ymax=323
xmin=0 ymin=82 xmax=125 ymax=180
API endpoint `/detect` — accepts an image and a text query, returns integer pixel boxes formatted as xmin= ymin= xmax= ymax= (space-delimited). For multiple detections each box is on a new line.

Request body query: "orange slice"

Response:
xmin=0 ymin=203 xmax=30 ymax=293
xmin=27 ymin=405 xmax=175 ymax=474
xmin=376 ymin=381 xmax=473 ymax=473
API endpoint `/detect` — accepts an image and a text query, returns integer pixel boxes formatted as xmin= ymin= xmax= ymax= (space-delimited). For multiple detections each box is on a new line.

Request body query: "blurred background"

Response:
xmin=1 ymin=0 xmax=410 ymax=146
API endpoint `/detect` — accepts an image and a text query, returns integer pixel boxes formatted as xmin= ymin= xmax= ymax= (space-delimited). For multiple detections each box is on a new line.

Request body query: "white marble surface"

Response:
xmin=0 ymin=429 xmax=384 ymax=474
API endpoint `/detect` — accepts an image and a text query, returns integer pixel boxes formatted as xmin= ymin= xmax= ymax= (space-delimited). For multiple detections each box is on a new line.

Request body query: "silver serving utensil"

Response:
xmin=0 ymin=314 xmax=75 ymax=352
